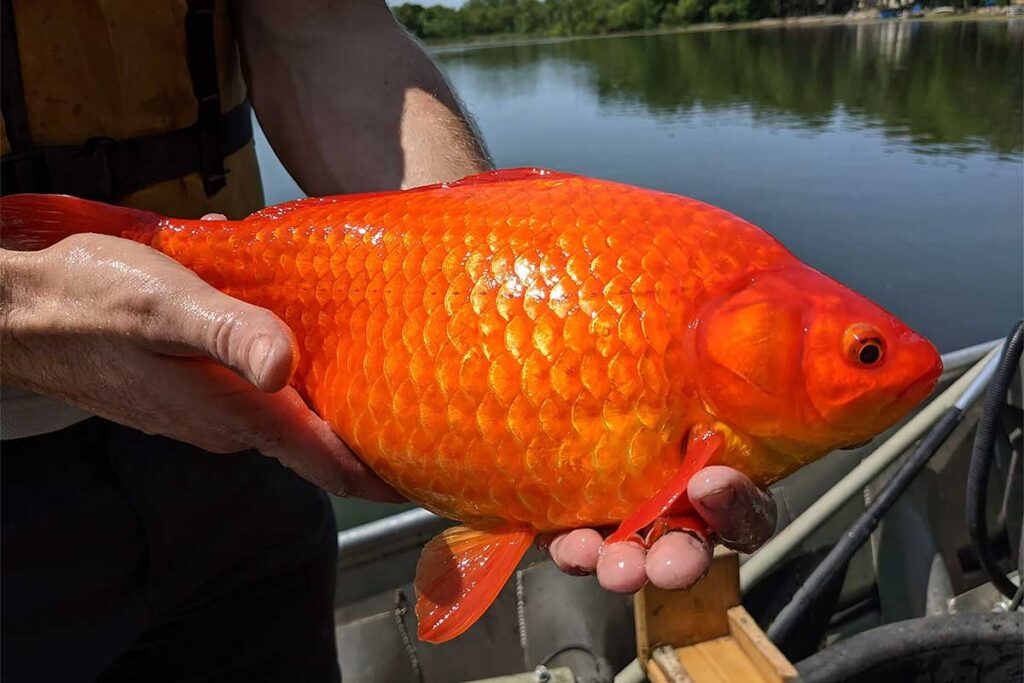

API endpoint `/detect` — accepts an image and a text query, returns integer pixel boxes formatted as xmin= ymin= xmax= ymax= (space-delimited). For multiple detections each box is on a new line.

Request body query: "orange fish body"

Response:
xmin=1 ymin=169 xmax=942 ymax=643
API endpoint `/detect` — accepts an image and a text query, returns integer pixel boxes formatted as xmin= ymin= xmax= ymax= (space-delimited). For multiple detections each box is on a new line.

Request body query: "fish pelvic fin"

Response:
xmin=414 ymin=523 xmax=535 ymax=644
xmin=605 ymin=431 xmax=725 ymax=545
xmin=0 ymin=194 xmax=164 ymax=250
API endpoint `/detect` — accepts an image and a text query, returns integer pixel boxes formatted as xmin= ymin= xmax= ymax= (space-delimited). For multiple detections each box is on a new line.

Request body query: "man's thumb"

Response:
xmin=161 ymin=282 xmax=298 ymax=392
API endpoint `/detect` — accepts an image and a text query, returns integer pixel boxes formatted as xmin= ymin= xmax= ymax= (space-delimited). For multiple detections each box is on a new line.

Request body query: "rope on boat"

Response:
xmin=392 ymin=589 xmax=424 ymax=682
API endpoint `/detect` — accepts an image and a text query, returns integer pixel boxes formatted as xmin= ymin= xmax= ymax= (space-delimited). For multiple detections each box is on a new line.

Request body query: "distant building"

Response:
xmin=857 ymin=0 xmax=906 ymax=9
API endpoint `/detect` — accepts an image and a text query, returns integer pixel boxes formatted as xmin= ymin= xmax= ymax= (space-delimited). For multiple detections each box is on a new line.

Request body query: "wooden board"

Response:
xmin=727 ymin=607 xmax=798 ymax=683
xmin=634 ymin=548 xmax=740 ymax=662
xmin=649 ymin=645 xmax=694 ymax=683
xmin=674 ymin=636 xmax=768 ymax=682
xmin=645 ymin=661 xmax=675 ymax=683
xmin=634 ymin=548 xmax=801 ymax=682
xmin=648 ymin=634 xmax=799 ymax=683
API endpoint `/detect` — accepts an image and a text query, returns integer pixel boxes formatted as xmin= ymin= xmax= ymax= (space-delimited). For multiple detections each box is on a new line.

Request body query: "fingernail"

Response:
xmin=624 ymin=533 xmax=646 ymax=548
xmin=695 ymin=557 xmax=712 ymax=583
xmin=698 ymin=485 xmax=736 ymax=511
xmin=248 ymin=335 xmax=273 ymax=386
xmin=598 ymin=533 xmax=645 ymax=558
xmin=679 ymin=530 xmax=708 ymax=552
xmin=540 ymin=535 xmax=558 ymax=555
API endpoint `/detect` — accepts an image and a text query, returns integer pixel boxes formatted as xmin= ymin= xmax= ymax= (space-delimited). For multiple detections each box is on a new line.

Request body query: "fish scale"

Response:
xmin=2 ymin=168 xmax=941 ymax=642
xmin=122 ymin=172 xmax=788 ymax=530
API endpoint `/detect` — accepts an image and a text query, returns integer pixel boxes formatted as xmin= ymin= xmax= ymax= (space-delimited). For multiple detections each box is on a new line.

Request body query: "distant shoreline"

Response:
xmin=426 ymin=13 xmax=1015 ymax=51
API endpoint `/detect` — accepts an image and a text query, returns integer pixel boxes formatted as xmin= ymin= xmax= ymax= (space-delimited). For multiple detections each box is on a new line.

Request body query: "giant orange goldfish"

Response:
xmin=1 ymin=169 xmax=942 ymax=643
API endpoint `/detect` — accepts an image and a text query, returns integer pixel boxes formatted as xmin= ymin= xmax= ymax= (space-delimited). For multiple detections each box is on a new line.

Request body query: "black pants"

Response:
xmin=1 ymin=418 xmax=341 ymax=682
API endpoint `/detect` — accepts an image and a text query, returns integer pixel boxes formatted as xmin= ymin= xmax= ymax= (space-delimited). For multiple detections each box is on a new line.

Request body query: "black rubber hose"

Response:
xmin=796 ymin=612 xmax=1023 ymax=683
xmin=966 ymin=319 xmax=1024 ymax=600
xmin=767 ymin=406 xmax=965 ymax=647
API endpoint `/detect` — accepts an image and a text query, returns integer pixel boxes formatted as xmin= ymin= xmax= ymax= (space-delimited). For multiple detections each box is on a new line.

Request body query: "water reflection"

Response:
xmin=437 ymin=20 xmax=1024 ymax=157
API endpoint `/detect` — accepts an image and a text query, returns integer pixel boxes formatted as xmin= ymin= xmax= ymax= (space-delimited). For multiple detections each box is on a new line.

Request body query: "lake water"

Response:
xmin=253 ymin=20 xmax=1024 ymax=526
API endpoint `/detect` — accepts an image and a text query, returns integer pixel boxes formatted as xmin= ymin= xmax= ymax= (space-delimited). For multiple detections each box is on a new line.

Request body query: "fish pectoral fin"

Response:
xmin=605 ymin=430 xmax=725 ymax=545
xmin=414 ymin=523 xmax=535 ymax=644
xmin=644 ymin=513 xmax=709 ymax=546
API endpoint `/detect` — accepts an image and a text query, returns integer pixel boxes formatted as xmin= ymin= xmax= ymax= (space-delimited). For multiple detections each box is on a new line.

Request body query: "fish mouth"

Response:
xmin=893 ymin=337 xmax=944 ymax=408
xmin=892 ymin=365 xmax=942 ymax=409
xmin=836 ymin=357 xmax=941 ymax=452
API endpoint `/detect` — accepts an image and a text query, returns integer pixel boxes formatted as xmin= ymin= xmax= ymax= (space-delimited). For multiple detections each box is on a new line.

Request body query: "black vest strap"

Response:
xmin=0 ymin=0 xmax=252 ymax=202
xmin=1 ymin=0 xmax=30 ymax=154
xmin=0 ymin=102 xmax=253 ymax=201
xmin=186 ymin=0 xmax=228 ymax=198
xmin=1 ymin=0 xmax=47 ymax=196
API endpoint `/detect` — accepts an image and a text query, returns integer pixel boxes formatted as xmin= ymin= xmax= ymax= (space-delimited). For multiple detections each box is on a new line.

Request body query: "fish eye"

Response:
xmin=844 ymin=324 xmax=886 ymax=367
xmin=858 ymin=342 xmax=882 ymax=365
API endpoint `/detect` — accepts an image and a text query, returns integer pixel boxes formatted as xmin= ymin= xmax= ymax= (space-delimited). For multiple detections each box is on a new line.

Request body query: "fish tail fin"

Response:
xmin=1 ymin=194 xmax=164 ymax=250
xmin=415 ymin=523 xmax=535 ymax=643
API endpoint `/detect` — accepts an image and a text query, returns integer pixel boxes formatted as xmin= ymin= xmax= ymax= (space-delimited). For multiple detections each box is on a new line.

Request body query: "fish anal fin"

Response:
xmin=415 ymin=523 xmax=535 ymax=644
xmin=605 ymin=430 xmax=724 ymax=545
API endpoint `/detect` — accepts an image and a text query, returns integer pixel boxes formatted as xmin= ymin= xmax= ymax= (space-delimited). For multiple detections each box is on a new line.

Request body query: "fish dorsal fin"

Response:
xmin=415 ymin=523 xmax=535 ymax=643
xmin=245 ymin=196 xmax=343 ymax=221
xmin=245 ymin=169 xmax=577 ymax=222
xmin=605 ymin=431 xmax=724 ymax=545
xmin=445 ymin=167 xmax=579 ymax=187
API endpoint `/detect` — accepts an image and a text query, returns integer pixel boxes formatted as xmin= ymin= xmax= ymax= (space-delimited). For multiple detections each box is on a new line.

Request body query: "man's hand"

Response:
xmin=0 ymin=233 xmax=400 ymax=502
xmin=545 ymin=467 xmax=776 ymax=592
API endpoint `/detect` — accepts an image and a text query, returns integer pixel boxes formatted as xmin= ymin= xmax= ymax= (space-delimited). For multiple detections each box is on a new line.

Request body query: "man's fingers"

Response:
xmin=546 ymin=526 xmax=714 ymax=591
xmin=547 ymin=528 xmax=602 ymax=576
xmin=40 ymin=233 xmax=294 ymax=392
xmin=645 ymin=531 xmax=712 ymax=590
xmin=545 ymin=466 xmax=779 ymax=589
xmin=255 ymin=386 xmax=404 ymax=502
xmin=150 ymin=359 xmax=403 ymax=502
xmin=688 ymin=466 xmax=777 ymax=553
xmin=596 ymin=538 xmax=648 ymax=593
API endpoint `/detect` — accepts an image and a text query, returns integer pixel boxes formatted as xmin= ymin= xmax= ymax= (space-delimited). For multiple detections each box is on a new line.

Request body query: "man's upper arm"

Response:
xmin=231 ymin=0 xmax=489 ymax=194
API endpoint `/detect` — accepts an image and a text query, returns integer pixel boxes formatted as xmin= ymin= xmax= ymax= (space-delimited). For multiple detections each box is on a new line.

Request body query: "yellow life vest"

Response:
xmin=0 ymin=0 xmax=264 ymax=219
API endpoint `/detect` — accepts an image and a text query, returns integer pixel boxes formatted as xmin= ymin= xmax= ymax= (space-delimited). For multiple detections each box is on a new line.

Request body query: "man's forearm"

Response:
xmin=234 ymin=0 xmax=492 ymax=195
xmin=0 ymin=248 xmax=38 ymax=389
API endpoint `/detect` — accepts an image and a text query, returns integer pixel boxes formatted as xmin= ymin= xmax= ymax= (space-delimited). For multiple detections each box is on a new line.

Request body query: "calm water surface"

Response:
xmin=255 ymin=19 xmax=1023 ymax=527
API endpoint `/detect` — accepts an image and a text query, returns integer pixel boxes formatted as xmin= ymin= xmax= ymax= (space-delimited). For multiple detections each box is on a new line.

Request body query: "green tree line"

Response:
xmin=432 ymin=21 xmax=1022 ymax=155
xmin=393 ymin=0 xmax=862 ymax=42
